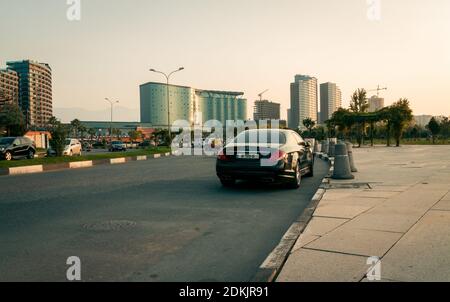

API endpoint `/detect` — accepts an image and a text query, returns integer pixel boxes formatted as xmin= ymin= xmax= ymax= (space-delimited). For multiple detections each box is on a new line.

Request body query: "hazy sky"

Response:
xmin=1 ymin=0 xmax=449 ymax=121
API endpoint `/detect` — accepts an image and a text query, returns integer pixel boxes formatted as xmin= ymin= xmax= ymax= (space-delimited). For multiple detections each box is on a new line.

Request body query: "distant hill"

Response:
xmin=54 ymin=107 xmax=140 ymax=123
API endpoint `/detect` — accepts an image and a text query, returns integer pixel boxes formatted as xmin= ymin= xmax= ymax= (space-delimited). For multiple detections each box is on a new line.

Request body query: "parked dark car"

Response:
xmin=139 ymin=140 xmax=154 ymax=148
xmin=109 ymin=141 xmax=127 ymax=152
xmin=82 ymin=141 xmax=92 ymax=152
xmin=0 ymin=137 xmax=36 ymax=161
xmin=216 ymin=129 xmax=314 ymax=189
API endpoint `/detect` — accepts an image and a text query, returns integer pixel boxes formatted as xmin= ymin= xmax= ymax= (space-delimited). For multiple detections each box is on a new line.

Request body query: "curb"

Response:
xmin=251 ymin=153 xmax=332 ymax=282
xmin=0 ymin=152 xmax=172 ymax=177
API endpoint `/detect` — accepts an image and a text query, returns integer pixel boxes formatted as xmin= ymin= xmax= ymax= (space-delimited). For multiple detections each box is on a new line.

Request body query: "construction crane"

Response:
xmin=368 ymin=85 xmax=387 ymax=97
xmin=258 ymin=89 xmax=269 ymax=101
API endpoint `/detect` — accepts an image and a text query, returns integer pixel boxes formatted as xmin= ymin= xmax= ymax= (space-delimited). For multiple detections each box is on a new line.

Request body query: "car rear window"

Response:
xmin=234 ymin=130 xmax=286 ymax=145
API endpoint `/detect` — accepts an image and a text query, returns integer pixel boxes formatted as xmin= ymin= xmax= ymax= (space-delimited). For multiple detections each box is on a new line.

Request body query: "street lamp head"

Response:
xmin=149 ymin=69 xmax=156 ymax=72
xmin=178 ymin=67 xmax=185 ymax=71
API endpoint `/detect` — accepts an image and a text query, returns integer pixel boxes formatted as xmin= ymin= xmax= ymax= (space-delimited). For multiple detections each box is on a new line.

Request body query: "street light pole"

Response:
xmin=149 ymin=67 xmax=184 ymax=140
xmin=105 ymin=98 xmax=119 ymax=142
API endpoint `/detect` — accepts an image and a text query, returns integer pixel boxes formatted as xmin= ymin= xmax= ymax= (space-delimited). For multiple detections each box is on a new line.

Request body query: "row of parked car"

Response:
xmin=0 ymin=136 xmax=139 ymax=161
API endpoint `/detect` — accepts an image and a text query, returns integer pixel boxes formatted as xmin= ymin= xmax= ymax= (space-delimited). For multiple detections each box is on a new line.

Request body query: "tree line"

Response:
xmin=301 ymin=88 xmax=448 ymax=147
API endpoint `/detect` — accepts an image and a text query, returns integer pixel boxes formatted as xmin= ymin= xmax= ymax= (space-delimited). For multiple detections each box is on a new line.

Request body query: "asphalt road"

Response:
xmin=0 ymin=155 xmax=328 ymax=282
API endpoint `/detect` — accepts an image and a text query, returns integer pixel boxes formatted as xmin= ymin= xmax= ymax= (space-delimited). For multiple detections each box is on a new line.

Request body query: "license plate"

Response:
xmin=237 ymin=153 xmax=260 ymax=159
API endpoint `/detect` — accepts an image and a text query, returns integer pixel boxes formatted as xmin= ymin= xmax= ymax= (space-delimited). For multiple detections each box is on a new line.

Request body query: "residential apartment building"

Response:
xmin=140 ymin=82 xmax=247 ymax=127
xmin=0 ymin=68 xmax=19 ymax=107
xmin=289 ymin=75 xmax=318 ymax=130
xmin=368 ymin=95 xmax=385 ymax=112
xmin=319 ymin=82 xmax=342 ymax=123
xmin=7 ymin=60 xmax=53 ymax=127
xmin=253 ymin=100 xmax=281 ymax=121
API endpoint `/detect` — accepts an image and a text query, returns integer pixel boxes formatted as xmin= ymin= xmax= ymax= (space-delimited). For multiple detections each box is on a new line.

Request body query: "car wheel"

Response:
xmin=27 ymin=149 xmax=35 ymax=159
xmin=5 ymin=151 xmax=12 ymax=161
xmin=287 ymin=162 xmax=301 ymax=189
xmin=69 ymin=151 xmax=73 ymax=157
xmin=220 ymin=178 xmax=236 ymax=187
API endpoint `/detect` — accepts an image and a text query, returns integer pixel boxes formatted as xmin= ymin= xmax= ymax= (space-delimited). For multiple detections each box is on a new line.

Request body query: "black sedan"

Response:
xmin=216 ymin=129 xmax=314 ymax=189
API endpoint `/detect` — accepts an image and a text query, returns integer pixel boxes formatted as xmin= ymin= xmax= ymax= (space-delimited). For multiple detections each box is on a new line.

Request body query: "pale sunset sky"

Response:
xmin=1 ymin=0 xmax=449 ymax=121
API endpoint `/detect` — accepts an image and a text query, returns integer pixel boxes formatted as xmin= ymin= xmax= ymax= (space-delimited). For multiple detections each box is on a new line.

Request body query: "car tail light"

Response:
xmin=269 ymin=150 xmax=287 ymax=162
xmin=217 ymin=150 xmax=231 ymax=161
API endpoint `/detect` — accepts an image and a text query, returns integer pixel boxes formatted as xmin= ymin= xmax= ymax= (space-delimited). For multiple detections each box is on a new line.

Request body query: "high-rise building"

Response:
xmin=195 ymin=89 xmax=247 ymax=125
xmin=7 ymin=60 xmax=53 ymax=127
xmin=0 ymin=68 xmax=19 ymax=107
xmin=140 ymin=82 xmax=247 ymax=127
xmin=319 ymin=82 xmax=342 ymax=123
xmin=289 ymin=75 xmax=318 ymax=130
xmin=287 ymin=109 xmax=291 ymax=128
xmin=368 ymin=95 xmax=385 ymax=112
xmin=253 ymin=100 xmax=280 ymax=121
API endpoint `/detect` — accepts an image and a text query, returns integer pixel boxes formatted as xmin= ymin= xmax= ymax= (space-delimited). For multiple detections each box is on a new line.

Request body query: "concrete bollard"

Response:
xmin=320 ymin=140 xmax=326 ymax=153
xmin=322 ymin=140 xmax=329 ymax=155
xmin=332 ymin=142 xmax=355 ymax=180
xmin=345 ymin=142 xmax=358 ymax=172
xmin=328 ymin=140 xmax=336 ymax=158
xmin=314 ymin=142 xmax=321 ymax=153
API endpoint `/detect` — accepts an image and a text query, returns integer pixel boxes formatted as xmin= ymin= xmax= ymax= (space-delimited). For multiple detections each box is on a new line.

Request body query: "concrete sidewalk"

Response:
xmin=277 ymin=145 xmax=450 ymax=282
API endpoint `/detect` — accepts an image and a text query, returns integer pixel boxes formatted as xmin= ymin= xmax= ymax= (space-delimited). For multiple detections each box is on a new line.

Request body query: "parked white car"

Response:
xmin=63 ymin=139 xmax=82 ymax=156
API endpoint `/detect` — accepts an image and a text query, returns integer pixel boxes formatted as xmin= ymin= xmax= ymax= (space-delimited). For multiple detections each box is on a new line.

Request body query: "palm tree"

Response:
xmin=350 ymin=89 xmax=369 ymax=147
xmin=302 ymin=118 xmax=316 ymax=136
xmin=87 ymin=128 xmax=96 ymax=141
xmin=112 ymin=128 xmax=122 ymax=140
xmin=70 ymin=119 xmax=82 ymax=138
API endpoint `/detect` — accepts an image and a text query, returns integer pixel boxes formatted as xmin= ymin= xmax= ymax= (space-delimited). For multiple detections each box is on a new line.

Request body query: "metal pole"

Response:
xmin=110 ymin=103 xmax=113 ymax=142
xmin=166 ymin=74 xmax=171 ymax=139
xmin=105 ymin=98 xmax=119 ymax=142
xmin=149 ymin=67 xmax=184 ymax=144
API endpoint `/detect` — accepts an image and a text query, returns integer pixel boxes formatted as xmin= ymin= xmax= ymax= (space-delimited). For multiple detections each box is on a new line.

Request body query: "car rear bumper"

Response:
xmin=216 ymin=160 xmax=296 ymax=182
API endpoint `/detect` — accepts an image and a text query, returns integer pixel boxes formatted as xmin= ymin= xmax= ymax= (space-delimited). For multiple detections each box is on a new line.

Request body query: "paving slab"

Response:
xmin=381 ymin=211 xmax=450 ymax=282
xmin=441 ymin=192 xmax=450 ymax=201
xmin=313 ymin=204 xmax=372 ymax=219
xmin=291 ymin=234 xmax=320 ymax=253
xmin=276 ymin=249 xmax=368 ymax=282
xmin=353 ymin=190 xmax=401 ymax=199
xmin=318 ymin=189 xmax=365 ymax=201
xmin=305 ymin=226 xmax=403 ymax=257
xmin=344 ymin=211 xmax=423 ymax=234
xmin=303 ymin=217 xmax=349 ymax=236
xmin=433 ymin=199 xmax=450 ymax=211
xmin=277 ymin=146 xmax=450 ymax=282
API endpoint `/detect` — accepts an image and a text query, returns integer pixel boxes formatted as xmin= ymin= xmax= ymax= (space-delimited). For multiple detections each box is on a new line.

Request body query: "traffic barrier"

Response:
xmin=9 ymin=165 xmax=43 ymax=175
xmin=328 ymin=140 xmax=336 ymax=158
xmin=345 ymin=142 xmax=358 ymax=172
xmin=320 ymin=140 xmax=326 ymax=153
xmin=332 ymin=143 xmax=354 ymax=180
xmin=322 ymin=140 xmax=329 ymax=155
xmin=110 ymin=158 xmax=126 ymax=164
xmin=69 ymin=161 xmax=93 ymax=169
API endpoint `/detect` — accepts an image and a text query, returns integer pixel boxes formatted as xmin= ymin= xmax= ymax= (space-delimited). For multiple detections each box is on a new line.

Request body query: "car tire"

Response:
xmin=27 ymin=149 xmax=35 ymax=159
xmin=287 ymin=162 xmax=301 ymax=189
xmin=5 ymin=151 xmax=12 ymax=161
xmin=220 ymin=178 xmax=236 ymax=187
